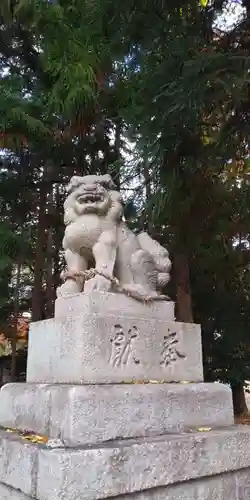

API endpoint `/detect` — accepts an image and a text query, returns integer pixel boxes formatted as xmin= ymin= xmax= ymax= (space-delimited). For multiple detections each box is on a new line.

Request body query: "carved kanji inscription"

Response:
xmin=160 ymin=329 xmax=186 ymax=367
xmin=109 ymin=324 xmax=140 ymax=367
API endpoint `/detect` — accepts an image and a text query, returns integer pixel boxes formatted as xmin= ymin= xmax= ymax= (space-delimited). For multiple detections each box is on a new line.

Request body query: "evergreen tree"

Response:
xmin=1 ymin=0 xmax=250 ymax=413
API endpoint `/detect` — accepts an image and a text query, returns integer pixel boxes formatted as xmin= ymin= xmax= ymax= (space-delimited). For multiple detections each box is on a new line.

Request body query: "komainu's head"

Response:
xmin=64 ymin=174 xmax=122 ymax=223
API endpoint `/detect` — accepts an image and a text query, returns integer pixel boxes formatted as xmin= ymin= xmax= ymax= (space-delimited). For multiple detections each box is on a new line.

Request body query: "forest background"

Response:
xmin=0 ymin=0 xmax=250 ymax=415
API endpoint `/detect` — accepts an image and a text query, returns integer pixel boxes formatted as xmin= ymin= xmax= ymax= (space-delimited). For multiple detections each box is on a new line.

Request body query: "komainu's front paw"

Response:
xmin=84 ymin=275 xmax=112 ymax=293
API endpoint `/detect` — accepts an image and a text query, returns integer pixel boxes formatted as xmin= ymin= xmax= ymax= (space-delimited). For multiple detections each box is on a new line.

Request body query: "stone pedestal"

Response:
xmin=0 ymin=292 xmax=250 ymax=500
xmin=0 ymin=382 xmax=233 ymax=446
xmin=27 ymin=292 xmax=202 ymax=384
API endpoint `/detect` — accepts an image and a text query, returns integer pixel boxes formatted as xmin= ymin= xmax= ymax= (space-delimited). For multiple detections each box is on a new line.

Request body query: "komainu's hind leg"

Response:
xmin=121 ymin=249 xmax=166 ymax=301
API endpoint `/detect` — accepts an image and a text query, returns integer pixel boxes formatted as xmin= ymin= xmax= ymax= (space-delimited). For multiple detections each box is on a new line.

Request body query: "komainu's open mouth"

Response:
xmin=77 ymin=193 xmax=104 ymax=204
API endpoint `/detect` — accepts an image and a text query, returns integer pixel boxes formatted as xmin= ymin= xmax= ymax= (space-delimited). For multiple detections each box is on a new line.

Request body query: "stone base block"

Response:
xmin=1 ymin=471 xmax=250 ymax=500
xmin=0 ymin=473 xmax=248 ymax=500
xmin=0 ymin=427 xmax=250 ymax=499
xmin=0 ymin=382 xmax=233 ymax=446
xmin=114 ymin=472 xmax=250 ymax=500
xmin=27 ymin=311 xmax=203 ymax=384
xmin=54 ymin=291 xmax=176 ymax=321
xmin=0 ymin=471 xmax=250 ymax=500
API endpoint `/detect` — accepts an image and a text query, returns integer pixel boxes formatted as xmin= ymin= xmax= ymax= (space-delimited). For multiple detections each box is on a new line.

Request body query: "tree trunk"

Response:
xmin=31 ymin=169 xmax=48 ymax=322
xmin=45 ymin=188 xmax=54 ymax=318
xmin=114 ymin=120 xmax=121 ymax=189
xmin=143 ymin=150 xmax=153 ymax=234
xmin=174 ymin=252 xmax=193 ymax=323
xmin=10 ymin=259 xmax=21 ymax=382
xmin=53 ymin=185 xmax=63 ymax=293
xmin=231 ymin=382 xmax=248 ymax=416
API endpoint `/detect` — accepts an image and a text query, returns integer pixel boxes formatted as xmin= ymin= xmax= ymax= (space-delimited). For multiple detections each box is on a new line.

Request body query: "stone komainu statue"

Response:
xmin=57 ymin=174 xmax=171 ymax=301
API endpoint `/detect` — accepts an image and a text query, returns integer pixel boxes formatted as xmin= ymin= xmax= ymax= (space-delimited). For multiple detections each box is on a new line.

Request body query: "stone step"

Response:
xmin=0 ymin=426 xmax=250 ymax=500
xmin=0 ymin=383 xmax=233 ymax=446
xmin=0 ymin=470 xmax=250 ymax=500
xmin=27 ymin=314 xmax=203 ymax=384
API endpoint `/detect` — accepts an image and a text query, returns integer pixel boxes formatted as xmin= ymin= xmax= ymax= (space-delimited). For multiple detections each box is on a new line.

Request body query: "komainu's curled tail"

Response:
xmin=137 ymin=232 xmax=171 ymax=289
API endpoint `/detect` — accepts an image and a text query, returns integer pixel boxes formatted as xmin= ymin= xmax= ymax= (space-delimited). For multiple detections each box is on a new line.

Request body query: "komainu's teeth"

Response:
xmin=77 ymin=192 xmax=104 ymax=203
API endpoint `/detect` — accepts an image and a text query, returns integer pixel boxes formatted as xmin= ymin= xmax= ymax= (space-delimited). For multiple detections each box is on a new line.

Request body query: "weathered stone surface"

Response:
xmin=1 ymin=469 xmax=250 ymax=500
xmin=115 ymin=473 xmax=244 ymax=500
xmin=54 ymin=291 xmax=175 ymax=321
xmin=0 ymin=427 xmax=250 ymax=499
xmin=1 ymin=472 xmax=250 ymax=500
xmin=0 ymin=383 xmax=233 ymax=446
xmin=0 ymin=383 xmax=52 ymax=435
xmin=36 ymin=426 xmax=250 ymax=500
xmin=0 ymin=482 xmax=32 ymax=500
xmin=0 ymin=431 xmax=37 ymax=497
xmin=236 ymin=469 xmax=250 ymax=500
xmin=27 ymin=315 xmax=203 ymax=384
